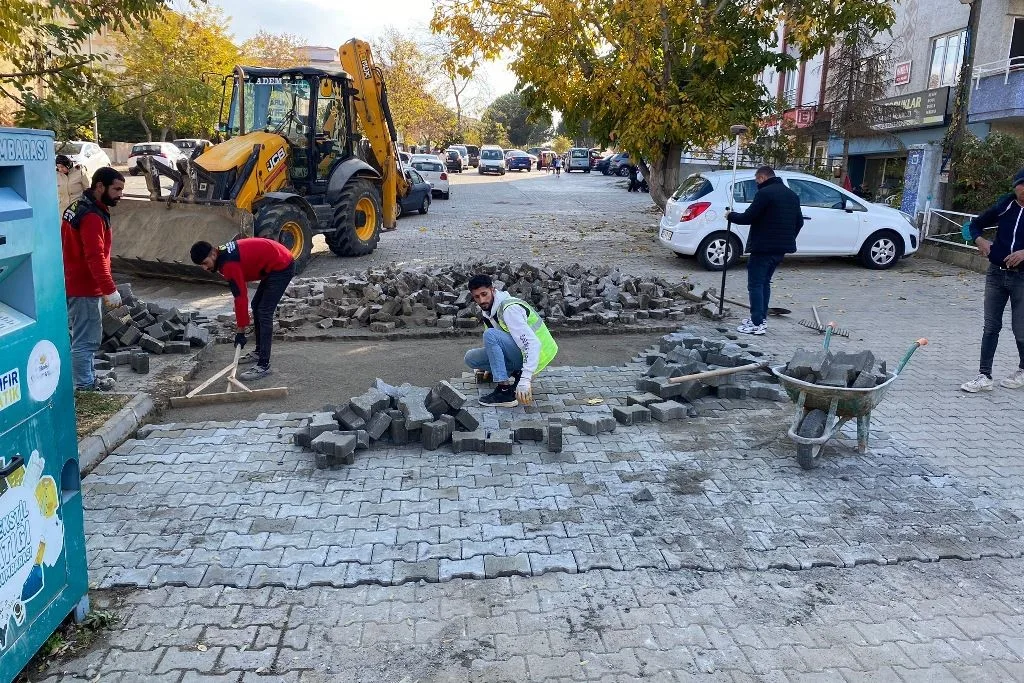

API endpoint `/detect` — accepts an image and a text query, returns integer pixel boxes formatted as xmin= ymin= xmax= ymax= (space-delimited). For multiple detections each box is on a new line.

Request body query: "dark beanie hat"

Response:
xmin=1014 ymin=168 xmax=1024 ymax=187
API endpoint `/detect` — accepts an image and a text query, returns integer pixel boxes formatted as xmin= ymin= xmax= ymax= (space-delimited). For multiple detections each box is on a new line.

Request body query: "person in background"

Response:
xmin=553 ymin=154 xmax=562 ymax=176
xmin=61 ymin=167 xmax=125 ymax=391
xmin=56 ymin=154 xmax=88 ymax=213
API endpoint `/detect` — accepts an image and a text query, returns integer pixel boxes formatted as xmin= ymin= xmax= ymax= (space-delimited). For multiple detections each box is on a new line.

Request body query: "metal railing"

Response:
xmin=972 ymin=56 xmax=1024 ymax=88
xmin=922 ymin=205 xmax=977 ymax=242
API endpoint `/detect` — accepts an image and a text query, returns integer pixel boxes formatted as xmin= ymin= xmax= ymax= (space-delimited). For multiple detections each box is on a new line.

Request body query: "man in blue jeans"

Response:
xmin=725 ymin=166 xmax=803 ymax=335
xmin=961 ymin=169 xmax=1024 ymax=392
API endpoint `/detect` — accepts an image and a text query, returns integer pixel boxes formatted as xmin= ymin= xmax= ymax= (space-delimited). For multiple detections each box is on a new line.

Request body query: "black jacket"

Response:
xmin=969 ymin=193 xmax=1024 ymax=267
xmin=728 ymin=176 xmax=803 ymax=254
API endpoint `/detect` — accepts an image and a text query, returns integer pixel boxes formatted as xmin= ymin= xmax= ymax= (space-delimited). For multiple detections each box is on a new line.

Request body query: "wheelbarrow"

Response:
xmin=769 ymin=330 xmax=928 ymax=470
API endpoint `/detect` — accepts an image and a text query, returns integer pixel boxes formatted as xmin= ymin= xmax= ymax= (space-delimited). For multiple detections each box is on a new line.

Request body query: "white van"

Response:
xmin=566 ymin=147 xmax=591 ymax=173
xmin=478 ymin=145 xmax=506 ymax=175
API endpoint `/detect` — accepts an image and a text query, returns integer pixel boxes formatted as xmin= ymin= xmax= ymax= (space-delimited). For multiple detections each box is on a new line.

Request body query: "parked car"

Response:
xmin=399 ymin=151 xmax=412 ymax=165
xmin=593 ymin=152 xmax=617 ymax=175
xmin=410 ymin=153 xmax=442 ymax=164
xmin=410 ymin=159 xmax=450 ymax=199
xmin=658 ymin=170 xmax=920 ymax=271
xmin=566 ymin=147 xmax=591 ymax=173
xmin=589 ymin=148 xmax=604 ymax=168
xmin=398 ymin=167 xmax=432 ymax=217
xmin=450 ymin=144 xmax=470 ymax=169
xmin=535 ymin=150 xmax=555 ymax=169
xmin=607 ymin=152 xmax=631 ymax=176
xmin=444 ymin=149 xmax=464 ymax=173
xmin=505 ymin=149 xmax=532 ymax=172
xmin=465 ymin=144 xmax=479 ymax=168
xmin=172 ymin=138 xmax=211 ymax=157
xmin=478 ymin=145 xmax=506 ymax=175
xmin=54 ymin=141 xmax=110 ymax=179
xmin=127 ymin=142 xmax=185 ymax=175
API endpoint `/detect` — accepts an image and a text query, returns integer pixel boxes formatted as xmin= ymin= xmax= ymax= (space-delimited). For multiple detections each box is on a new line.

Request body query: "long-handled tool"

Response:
xmin=668 ymin=361 xmax=771 ymax=385
xmin=717 ymin=123 xmax=749 ymax=317
xmin=170 ymin=346 xmax=288 ymax=407
xmin=798 ymin=306 xmax=850 ymax=337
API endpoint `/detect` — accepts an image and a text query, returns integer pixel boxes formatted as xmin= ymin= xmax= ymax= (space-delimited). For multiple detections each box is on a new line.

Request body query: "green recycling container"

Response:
xmin=0 ymin=127 xmax=90 ymax=682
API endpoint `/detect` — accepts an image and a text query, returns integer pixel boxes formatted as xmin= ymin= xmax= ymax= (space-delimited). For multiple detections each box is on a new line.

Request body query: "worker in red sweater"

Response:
xmin=190 ymin=237 xmax=295 ymax=380
xmin=61 ymin=166 xmax=125 ymax=391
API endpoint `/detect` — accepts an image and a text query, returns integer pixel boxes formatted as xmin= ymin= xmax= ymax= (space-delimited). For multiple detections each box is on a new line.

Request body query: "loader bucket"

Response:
xmin=109 ymin=198 xmax=254 ymax=284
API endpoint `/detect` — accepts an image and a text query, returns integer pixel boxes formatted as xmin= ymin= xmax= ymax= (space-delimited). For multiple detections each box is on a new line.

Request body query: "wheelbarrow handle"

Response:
xmin=823 ymin=322 xmax=837 ymax=350
xmin=895 ymin=338 xmax=928 ymax=375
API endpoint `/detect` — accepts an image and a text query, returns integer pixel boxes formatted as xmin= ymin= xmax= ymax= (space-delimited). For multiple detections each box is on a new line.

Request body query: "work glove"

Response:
xmin=102 ymin=291 xmax=122 ymax=309
xmin=234 ymin=332 xmax=247 ymax=349
xmin=515 ymin=376 xmax=533 ymax=405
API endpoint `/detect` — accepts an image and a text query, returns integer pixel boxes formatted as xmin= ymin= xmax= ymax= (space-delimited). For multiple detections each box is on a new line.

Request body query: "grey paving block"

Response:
xmin=787 ymin=347 xmax=832 ymax=382
xmin=483 ymin=553 xmax=531 ymax=578
xmin=716 ymin=385 xmax=749 ymax=400
xmin=139 ymin=334 xmax=164 ymax=354
xmin=349 ymin=387 xmax=390 ymax=421
xmin=750 ymin=381 xmax=786 ymax=401
xmin=547 ymin=423 xmax=563 ymax=453
xmin=528 ymin=552 xmax=577 ymax=575
xmin=649 ymin=401 xmax=685 ymax=422
xmin=336 ymin=430 xmax=370 ymax=449
xmin=484 ymin=431 xmax=513 ymax=455
xmin=452 ymin=430 xmax=486 ymax=453
xmin=333 ymin=405 xmax=366 ymax=431
xmin=425 ymin=389 xmax=449 ymax=418
xmin=399 ymin=390 xmax=434 ymax=429
xmin=575 ymin=415 xmax=616 ymax=435
xmin=612 ymin=404 xmax=651 ymax=426
xmin=434 ymin=380 xmax=468 ymax=410
xmin=422 ymin=420 xmax=451 ymax=451
xmin=129 ymin=351 xmax=150 ymax=374
xmin=392 ymin=559 xmax=440 ymax=584
xmin=439 ymin=556 xmax=485 ymax=581
xmin=308 ymin=412 xmax=337 ymax=440
xmin=388 ymin=411 xmax=409 ymax=445
xmin=511 ymin=420 xmax=545 ymax=442
xmin=626 ymin=392 xmax=662 ymax=407
xmin=365 ymin=411 xmax=392 ymax=440
xmin=454 ymin=408 xmax=480 ymax=431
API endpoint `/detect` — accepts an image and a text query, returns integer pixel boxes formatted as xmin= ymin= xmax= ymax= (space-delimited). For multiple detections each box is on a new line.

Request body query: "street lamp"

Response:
xmin=718 ymin=123 xmax=748 ymax=317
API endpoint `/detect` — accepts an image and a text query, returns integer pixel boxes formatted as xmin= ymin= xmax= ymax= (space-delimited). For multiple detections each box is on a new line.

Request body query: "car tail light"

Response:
xmin=680 ymin=202 xmax=711 ymax=222
xmin=440 ymin=173 xmax=447 ymax=180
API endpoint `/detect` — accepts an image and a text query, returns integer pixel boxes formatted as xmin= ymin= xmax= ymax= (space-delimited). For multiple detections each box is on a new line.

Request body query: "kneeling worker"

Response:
xmin=190 ymin=238 xmax=295 ymax=381
xmin=464 ymin=274 xmax=558 ymax=407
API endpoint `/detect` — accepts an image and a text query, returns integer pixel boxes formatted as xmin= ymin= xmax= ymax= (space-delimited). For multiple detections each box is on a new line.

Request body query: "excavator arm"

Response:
xmin=339 ymin=38 xmax=408 ymax=230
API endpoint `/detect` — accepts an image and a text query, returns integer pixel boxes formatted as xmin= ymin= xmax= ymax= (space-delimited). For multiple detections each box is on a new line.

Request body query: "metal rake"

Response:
xmin=798 ymin=306 xmax=851 ymax=338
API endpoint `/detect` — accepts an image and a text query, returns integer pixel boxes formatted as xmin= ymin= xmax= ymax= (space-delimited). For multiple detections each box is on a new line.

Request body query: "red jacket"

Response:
xmin=61 ymin=193 xmax=117 ymax=298
xmin=215 ymin=238 xmax=294 ymax=328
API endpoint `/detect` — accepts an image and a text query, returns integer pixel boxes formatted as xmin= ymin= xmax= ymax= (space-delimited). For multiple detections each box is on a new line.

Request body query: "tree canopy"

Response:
xmin=433 ymin=0 xmax=895 ymax=208
xmin=239 ymin=30 xmax=305 ymax=68
xmin=482 ymin=91 xmax=551 ymax=148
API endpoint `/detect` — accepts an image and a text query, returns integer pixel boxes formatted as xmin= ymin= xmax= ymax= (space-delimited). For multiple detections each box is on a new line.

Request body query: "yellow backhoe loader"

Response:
xmin=111 ymin=38 xmax=408 ymax=282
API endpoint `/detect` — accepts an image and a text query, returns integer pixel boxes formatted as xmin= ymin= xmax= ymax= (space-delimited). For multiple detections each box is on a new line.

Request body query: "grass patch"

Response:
xmin=74 ymin=392 xmax=130 ymax=438
xmin=15 ymin=609 xmax=120 ymax=682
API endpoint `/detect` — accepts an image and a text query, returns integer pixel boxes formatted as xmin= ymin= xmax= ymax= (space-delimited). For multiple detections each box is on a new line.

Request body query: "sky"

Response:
xmin=202 ymin=0 xmax=517 ymax=117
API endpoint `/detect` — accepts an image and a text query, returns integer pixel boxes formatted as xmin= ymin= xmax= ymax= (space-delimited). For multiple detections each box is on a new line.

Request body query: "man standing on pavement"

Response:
xmin=463 ymin=274 xmax=558 ymax=407
xmin=960 ymin=169 xmax=1024 ymax=393
xmin=724 ymin=165 xmax=803 ymax=336
xmin=189 ymin=238 xmax=295 ymax=381
xmin=61 ymin=166 xmax=125 ymax=391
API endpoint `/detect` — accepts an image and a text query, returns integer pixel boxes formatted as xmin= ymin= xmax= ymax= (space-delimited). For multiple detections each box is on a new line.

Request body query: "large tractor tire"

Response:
xmin=254 ymin=202 xmax=313 ymax=274
xmin=329 ymin=178 xmax=382 ymax=257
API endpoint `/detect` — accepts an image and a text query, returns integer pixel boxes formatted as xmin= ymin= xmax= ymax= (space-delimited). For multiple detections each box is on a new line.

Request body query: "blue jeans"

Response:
xmin=251 ymin=263 xmax=294 ymax=367
xmin=980 ymin=265 xmax=1024 ymax=377
xmin=747 ymin=253 xmax=785 ymax=326
xmin=464 ymin=327 xmax=523 ymax=382
xmin=67 ymin=296 xmax=102 ymax=389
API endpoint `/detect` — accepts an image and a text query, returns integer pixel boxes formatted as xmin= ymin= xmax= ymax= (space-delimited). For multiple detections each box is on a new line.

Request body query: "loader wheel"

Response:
xmin=329 ymin=178 xmax=382 ymax=257
xmin=255 ymin=202 xmax=313 ymax=274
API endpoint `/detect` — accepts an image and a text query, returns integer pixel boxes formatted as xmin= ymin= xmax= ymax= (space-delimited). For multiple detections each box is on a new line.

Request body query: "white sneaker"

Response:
xmin=1000 ymin=368 xmax=1024 ymax=389
xmin=961 ymin=374 xmax=994 ymax=393
xmin=737 ymin=321 xmax=767 ymax=336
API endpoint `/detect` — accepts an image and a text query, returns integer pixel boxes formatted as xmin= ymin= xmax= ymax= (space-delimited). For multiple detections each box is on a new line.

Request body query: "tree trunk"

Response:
xmin=450 ymin=75 xmax=463 ymax=136
xmin=944 ymin=0 xmax=983 ymax=209
xmin=138 ymin=108 xmax=152 ymax=141
xmin=840 ymin=135 xmax=851 ymax=187
xmin=160 ymin=127 xmax=169 ymax=141
xmin=644 ymin=143 xmax=683 ymax=211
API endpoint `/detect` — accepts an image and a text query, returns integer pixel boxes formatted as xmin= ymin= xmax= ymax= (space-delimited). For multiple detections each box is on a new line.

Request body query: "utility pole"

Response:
xmin=943 ymin=0 xmax=983 ymax=208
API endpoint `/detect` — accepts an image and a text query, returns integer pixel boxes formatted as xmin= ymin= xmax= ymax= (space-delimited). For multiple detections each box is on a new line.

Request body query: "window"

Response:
xmin=929 ymin=29 xmax=967 ymax=88
xmin=732 ymin=179 xmax=759 ymax=204
xmin=413 ymin=161 xmax=443 ymax=172
xmin=1011 ymin=18 xmax=1024 ymax=66
xmin=481 ymin=149 xmax=503 ymax=160
xmin=671 ymin=175 xmax=712 ymax=202
xmin=407 ymin=169 xmax=425 ymax=184
xmin=787 ymin=179 xmax=846 ymax=209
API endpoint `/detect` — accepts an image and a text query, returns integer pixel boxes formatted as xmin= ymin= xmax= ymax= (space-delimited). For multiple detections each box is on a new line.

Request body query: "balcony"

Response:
xmin=969 ymin=57 xmax=1024 ymax=123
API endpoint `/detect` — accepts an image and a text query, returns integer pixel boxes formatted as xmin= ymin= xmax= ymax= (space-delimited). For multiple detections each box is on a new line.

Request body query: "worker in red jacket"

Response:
xmin=190 ymin=237 xmax=295 ymax=380
xmin=61 ymin=167 xmax=125 ymax=391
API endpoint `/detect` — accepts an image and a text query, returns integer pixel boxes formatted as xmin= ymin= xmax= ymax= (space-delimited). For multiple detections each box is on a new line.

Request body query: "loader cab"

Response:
xmin=223 ymin=65 xmax=356 ymax=194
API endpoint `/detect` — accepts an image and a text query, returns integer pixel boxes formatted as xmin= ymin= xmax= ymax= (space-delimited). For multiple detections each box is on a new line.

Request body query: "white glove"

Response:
xmin=103 ymin=291 xmax=122 ymax=309
xmin=515 ymin=376 xmax=533 ymax=404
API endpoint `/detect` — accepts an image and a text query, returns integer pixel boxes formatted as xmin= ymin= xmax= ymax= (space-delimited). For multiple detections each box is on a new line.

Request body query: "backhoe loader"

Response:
xmin=111 ymin=38 xmax=408 ymax=282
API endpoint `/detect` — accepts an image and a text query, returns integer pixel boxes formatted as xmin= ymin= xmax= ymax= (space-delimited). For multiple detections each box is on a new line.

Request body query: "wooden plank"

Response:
xmin=170 ymin=387 xmax=288 ymax=408
xmin=227 ymin=377 xmax=251 ymax=392
xmin=668 ymin=362 xmax=768 ymax=384
xmin=185 ymin=362 xmax=236 ymax=397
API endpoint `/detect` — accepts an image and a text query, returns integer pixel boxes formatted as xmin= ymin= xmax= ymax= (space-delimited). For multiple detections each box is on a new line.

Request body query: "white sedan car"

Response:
xmin=658 ymin=169 xmax=919 ymax=270
xmin=54 ymin=141 xmax=110 ymax=179
xmin=127 ymin=142 xmax=186 ymax=175
xmin=408 ymin=159 xmax=450 ymax=200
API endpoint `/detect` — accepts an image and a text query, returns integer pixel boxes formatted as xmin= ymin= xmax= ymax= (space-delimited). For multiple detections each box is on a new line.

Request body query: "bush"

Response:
xmin=953 ymin=132 xmax=1024 ymax=213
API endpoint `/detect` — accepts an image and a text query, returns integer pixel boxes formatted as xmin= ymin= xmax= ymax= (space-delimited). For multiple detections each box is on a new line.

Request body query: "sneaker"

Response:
xmin=1000 ymin=368 xmax=1024 ymax=389
xmin=961 ymin=373 xmax=994 ymax=393
xmin=479 ymin=383 xmax=518 ymax=408
xmin=238 ymin=350 xmax=260 ymax=365
xmin=240 ymin=365 xmax=272 ymax=381
xmin=737 ymin=321 xmax=767 ymax=336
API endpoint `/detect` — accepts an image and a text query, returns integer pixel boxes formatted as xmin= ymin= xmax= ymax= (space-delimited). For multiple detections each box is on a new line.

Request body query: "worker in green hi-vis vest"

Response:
xmin=463 ymin=273 xmax=558 ymax=407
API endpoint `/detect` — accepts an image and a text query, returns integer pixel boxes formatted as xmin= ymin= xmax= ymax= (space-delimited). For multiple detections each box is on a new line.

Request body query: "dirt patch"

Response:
xmin=74 ymin=392 xmax=131 ymax=438
xmin=667 ymin=466 xmax=711 ymax=495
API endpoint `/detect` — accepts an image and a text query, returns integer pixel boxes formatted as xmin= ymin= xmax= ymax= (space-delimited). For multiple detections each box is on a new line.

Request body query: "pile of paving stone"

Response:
xmin=783 ymin=347 xmax=888 ymax=388
xmin=94 ymin=283 xmax=213 ymax=378
xmin=256 ymin=261 xmax=719 ymax=334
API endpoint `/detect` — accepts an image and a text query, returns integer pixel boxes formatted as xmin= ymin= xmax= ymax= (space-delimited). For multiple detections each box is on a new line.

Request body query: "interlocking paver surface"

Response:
xmin=36 ymin=171 xmax=1024 ymax=681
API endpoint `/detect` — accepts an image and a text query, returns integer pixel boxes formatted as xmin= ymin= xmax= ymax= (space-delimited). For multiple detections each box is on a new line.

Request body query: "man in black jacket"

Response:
xmin=961 ymin=169 xmax=1024 ymax=393
xmin=725 ymin=166 xmax=803 ymax=335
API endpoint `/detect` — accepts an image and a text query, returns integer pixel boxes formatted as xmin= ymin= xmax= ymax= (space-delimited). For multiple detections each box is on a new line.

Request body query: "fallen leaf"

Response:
xmin=586 ymin=398 xmax=604 ymax=405
xmin=197 ymin=644 xmax=208 ymax=652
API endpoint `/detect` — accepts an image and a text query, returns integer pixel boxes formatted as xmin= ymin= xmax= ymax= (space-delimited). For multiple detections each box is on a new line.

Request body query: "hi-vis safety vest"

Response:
xmin=492 ymin=296 xmax=558 ymax=374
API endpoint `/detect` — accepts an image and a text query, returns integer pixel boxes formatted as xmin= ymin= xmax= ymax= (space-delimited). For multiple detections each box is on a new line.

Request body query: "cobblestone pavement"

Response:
xmin=41 ymin=172 xmax=1024 ymax=680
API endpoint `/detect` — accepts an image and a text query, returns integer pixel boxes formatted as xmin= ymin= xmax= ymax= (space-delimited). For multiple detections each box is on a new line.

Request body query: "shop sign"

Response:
xmin=894 ymin=61 xmax=912 ymax=86
xmin=872 ymin=87 xmax=949 ymax=131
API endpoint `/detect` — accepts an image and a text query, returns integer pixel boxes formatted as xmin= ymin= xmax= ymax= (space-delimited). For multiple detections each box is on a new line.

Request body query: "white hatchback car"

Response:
xmin=127 ymin=142 xmax=186 ymax=175
xmin=658 ymin=170 xmax=919 ymax=270
xmin=408 ymin=158 xmax=450 ymax=199
xmin=54 ymin=141 xmax=111 ymax=179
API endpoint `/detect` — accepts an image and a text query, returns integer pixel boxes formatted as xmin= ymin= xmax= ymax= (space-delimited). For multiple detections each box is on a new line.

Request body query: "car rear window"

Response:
xmin=672 ymin=176 xmax=713 ymax=202
xmin=413 ymin=161 xmax=443 ymax=172
xmin=132 ymin=144 xmax=163 ymax=155
xmin=571 ymin=149 xmax=588 ymax=157
xmin=481 ymin=150 xmax=503 ymax=160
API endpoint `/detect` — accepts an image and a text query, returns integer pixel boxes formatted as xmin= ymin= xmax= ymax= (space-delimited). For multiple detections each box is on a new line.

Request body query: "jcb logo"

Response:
xmin=266 ymin=148 xmax=286 ymax=173
xmin=360 ymin=58 xmax=372 ymax=80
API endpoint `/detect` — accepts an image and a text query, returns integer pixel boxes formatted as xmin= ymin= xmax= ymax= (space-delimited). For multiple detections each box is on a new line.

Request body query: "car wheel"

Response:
xmin=859 ymin=230 xmax=903 ymax=269
xmin=478 ymin=168 xmax=483 ymax=174
xmin=396 ymin=202 xmax=404 ymax=218
xmin=602 ymin=168 xmax=610 ymax=176
xmin=584 ymin=169 xmax=591 ymax=173
xmin=443 ymin=191 xmax=450 ymax=200
xmin=500 ymin=170 xmax=505 ymax=175
xmin=419 ymin=196 xmax=430 ymax=215
xmin=696 ymin=232 xmax=742 ymax=271
xmin=618 ymin=166 xmax=630 ymax=177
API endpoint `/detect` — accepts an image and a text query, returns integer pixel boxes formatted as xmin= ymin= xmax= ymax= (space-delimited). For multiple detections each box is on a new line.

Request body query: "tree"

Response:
xmin=117 ymin=5 xmax=238 ymax=140
xmin=951 ymin=132 xmax=1024 ymax=213
xmin=822 ymin=21 xmax=903 ymax=187
xmin=433 ymin=0 xmax=894 ymax=209
xmin=0 ymin=0 xmax=162 ymax=109
xmin=483 ymin=91 xmax=551 ymax=147
xmin=550 ymin=135 xmax=571 ymax=154
xmin=15 ymin=91 xmax=95 ymax=141
xmin=239 ymin=30 xmax=305 ymax=68
xmin=430 ymin=33 xmax=482 ymax=136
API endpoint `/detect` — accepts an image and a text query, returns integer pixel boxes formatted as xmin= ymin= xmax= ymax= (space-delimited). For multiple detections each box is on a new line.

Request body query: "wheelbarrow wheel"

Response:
xmin=796 ymin=409 xmax=827 ymax=470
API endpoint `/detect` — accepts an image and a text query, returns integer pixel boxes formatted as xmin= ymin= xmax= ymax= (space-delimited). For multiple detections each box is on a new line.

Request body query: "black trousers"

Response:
xmin=252 ymin=263 xmax=294 ymax=367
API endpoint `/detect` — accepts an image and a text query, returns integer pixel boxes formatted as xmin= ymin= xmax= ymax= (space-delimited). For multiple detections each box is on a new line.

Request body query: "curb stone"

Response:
xmin=78 ymin=392 xmax=156 ymax=476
